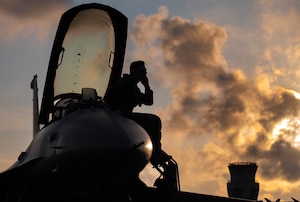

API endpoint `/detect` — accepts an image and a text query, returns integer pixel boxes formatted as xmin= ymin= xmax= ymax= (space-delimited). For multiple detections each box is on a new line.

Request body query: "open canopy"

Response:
xmin=39 ymin=3 xmax=127 ymax=124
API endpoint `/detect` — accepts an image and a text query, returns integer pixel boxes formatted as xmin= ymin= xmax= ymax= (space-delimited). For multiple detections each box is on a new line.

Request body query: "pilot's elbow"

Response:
xmin=144 ymin=99 xmax=153 ymax=106
xmin=149 ymin=99 xmax=154 ymax=105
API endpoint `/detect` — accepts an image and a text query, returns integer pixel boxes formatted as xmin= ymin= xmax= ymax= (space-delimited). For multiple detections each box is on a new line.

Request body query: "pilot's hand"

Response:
xmin=141 ymin=76 xmax=150 ymax=89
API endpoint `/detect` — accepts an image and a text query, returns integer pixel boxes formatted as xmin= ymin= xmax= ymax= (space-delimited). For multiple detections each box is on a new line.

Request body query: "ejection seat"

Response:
xmin=52 ymin=88 xmax=104 ymax=121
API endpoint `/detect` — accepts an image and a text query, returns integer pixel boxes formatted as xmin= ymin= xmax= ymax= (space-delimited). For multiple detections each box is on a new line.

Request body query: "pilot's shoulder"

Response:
xmin=119 ymin=74 xmax=134 ymax=85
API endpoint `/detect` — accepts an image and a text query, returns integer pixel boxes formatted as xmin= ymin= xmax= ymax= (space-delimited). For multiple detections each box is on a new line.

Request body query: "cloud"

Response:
xmin=257 ymin=0 xmax=300 ymax=92
xmin=130 ymin=4 xmax=300 ymax=198
xmin=0 ymin=0 xmax=74 ymax=41
xmin=259 ymin=0 xmax=300 ymax=42
xmin=259 ymin=139 xmax=300 ymax=181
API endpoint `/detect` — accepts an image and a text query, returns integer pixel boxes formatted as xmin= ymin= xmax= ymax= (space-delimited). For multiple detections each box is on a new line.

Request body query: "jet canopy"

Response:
xmin=54 ymin=9 xmax=115 ymax=98
xmin=39 ymin=3 xmax=127 ymax=124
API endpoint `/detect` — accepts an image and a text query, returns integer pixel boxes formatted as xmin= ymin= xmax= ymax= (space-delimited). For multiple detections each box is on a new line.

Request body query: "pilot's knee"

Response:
xmin=150 ymin=114 xmax=162 ymax=130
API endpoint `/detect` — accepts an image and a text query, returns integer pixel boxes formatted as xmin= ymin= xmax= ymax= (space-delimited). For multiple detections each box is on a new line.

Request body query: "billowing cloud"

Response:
xmin=0 ymin=0 xmax=74 ymax=41
xmin=131 ymin=3 xmax=300 ymax=198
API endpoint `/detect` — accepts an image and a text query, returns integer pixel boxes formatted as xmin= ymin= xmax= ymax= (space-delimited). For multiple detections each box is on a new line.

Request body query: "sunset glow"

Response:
xmin=1 ymin=0 xmax=300 ymax=200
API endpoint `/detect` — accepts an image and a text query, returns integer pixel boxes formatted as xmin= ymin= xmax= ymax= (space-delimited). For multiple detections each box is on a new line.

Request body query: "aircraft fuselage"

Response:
xmin=13 ymin=105 xmax=151 ymax=182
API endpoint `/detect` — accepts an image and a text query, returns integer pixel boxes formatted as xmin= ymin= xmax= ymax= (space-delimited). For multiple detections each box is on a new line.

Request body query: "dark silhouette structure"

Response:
xmin=227 ymin=162 xmax=259 ymax=200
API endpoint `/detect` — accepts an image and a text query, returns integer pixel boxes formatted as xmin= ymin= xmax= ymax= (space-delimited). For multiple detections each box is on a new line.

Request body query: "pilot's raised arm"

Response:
xmin=104 ymin=60 xmax=153 ymax=114
xmin=138 ymin=75 xmax=153 ymax=106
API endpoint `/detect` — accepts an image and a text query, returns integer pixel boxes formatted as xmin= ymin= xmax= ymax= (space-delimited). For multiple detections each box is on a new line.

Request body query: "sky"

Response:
xmin=1 ymin=0 xmax=300 ymax=201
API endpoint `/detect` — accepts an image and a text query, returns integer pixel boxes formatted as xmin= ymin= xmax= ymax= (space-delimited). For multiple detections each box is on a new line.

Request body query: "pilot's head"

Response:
xmin=130 ymin=60 xmax=147 ymax=82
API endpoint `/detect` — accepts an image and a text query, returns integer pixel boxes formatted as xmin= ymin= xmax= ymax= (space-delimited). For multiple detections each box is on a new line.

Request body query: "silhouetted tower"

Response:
xmin=227 ymin=162 xmax=259 ymax=200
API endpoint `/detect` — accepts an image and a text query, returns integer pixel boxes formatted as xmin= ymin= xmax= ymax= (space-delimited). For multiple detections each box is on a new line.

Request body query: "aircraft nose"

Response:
xmin=55 ymin=109 xmax=152 ymax=176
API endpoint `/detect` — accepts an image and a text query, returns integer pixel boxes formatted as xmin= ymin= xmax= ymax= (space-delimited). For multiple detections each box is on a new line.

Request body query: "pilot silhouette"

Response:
xmin=104 ymin=60 xmax=162 ymax=152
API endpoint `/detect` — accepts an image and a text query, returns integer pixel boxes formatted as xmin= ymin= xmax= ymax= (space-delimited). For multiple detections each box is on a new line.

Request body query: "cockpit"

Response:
xmin=38 ymin=4 xmax=127 ymax=124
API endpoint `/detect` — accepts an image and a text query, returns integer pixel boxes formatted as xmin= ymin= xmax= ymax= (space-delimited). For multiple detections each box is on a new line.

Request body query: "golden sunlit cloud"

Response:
xmin=131 ymin=2 xmax=300 ymax=199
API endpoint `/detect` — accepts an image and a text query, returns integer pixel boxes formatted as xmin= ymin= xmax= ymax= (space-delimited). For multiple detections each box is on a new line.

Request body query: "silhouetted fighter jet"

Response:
xmin=0 ymin=3 xmax=153 ymax=202
xmin=0 ymin=3 xmax=261 ymax=202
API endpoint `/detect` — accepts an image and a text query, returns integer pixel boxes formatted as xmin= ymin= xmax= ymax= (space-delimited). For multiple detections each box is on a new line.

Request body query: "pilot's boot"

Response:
xmin=152 ymin=134 xmax=162 ymax=151
xmin=150 ymin=149 xmax=171 ymax=168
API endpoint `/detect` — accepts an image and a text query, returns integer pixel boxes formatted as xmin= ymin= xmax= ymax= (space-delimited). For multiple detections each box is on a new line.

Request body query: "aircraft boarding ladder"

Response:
xmin=150 ymin=150 xmax=182 ymax=202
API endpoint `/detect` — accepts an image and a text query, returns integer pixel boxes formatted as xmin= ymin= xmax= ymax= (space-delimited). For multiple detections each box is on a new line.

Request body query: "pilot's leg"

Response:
xmin=129 ymin=113 xmax=162 ymax=151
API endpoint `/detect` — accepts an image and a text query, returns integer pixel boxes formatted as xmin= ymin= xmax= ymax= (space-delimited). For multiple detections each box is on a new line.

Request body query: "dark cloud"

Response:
xmin=0 ymin=0 xmax=74 ymax=19
xmin=260 ymin=139 xmax=300 ymax=182
xmin=160 ymin=17 xmax=227 ymax=81
xmin=162 ymin=18 xmax=226 ymax=67
xmin=0 ymin=0 xmax=75 ymax=40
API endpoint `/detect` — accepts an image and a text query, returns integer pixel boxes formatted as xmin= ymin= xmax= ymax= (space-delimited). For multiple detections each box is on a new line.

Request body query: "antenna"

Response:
xmin=31 ymin=74 xmax=40 ymax=137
